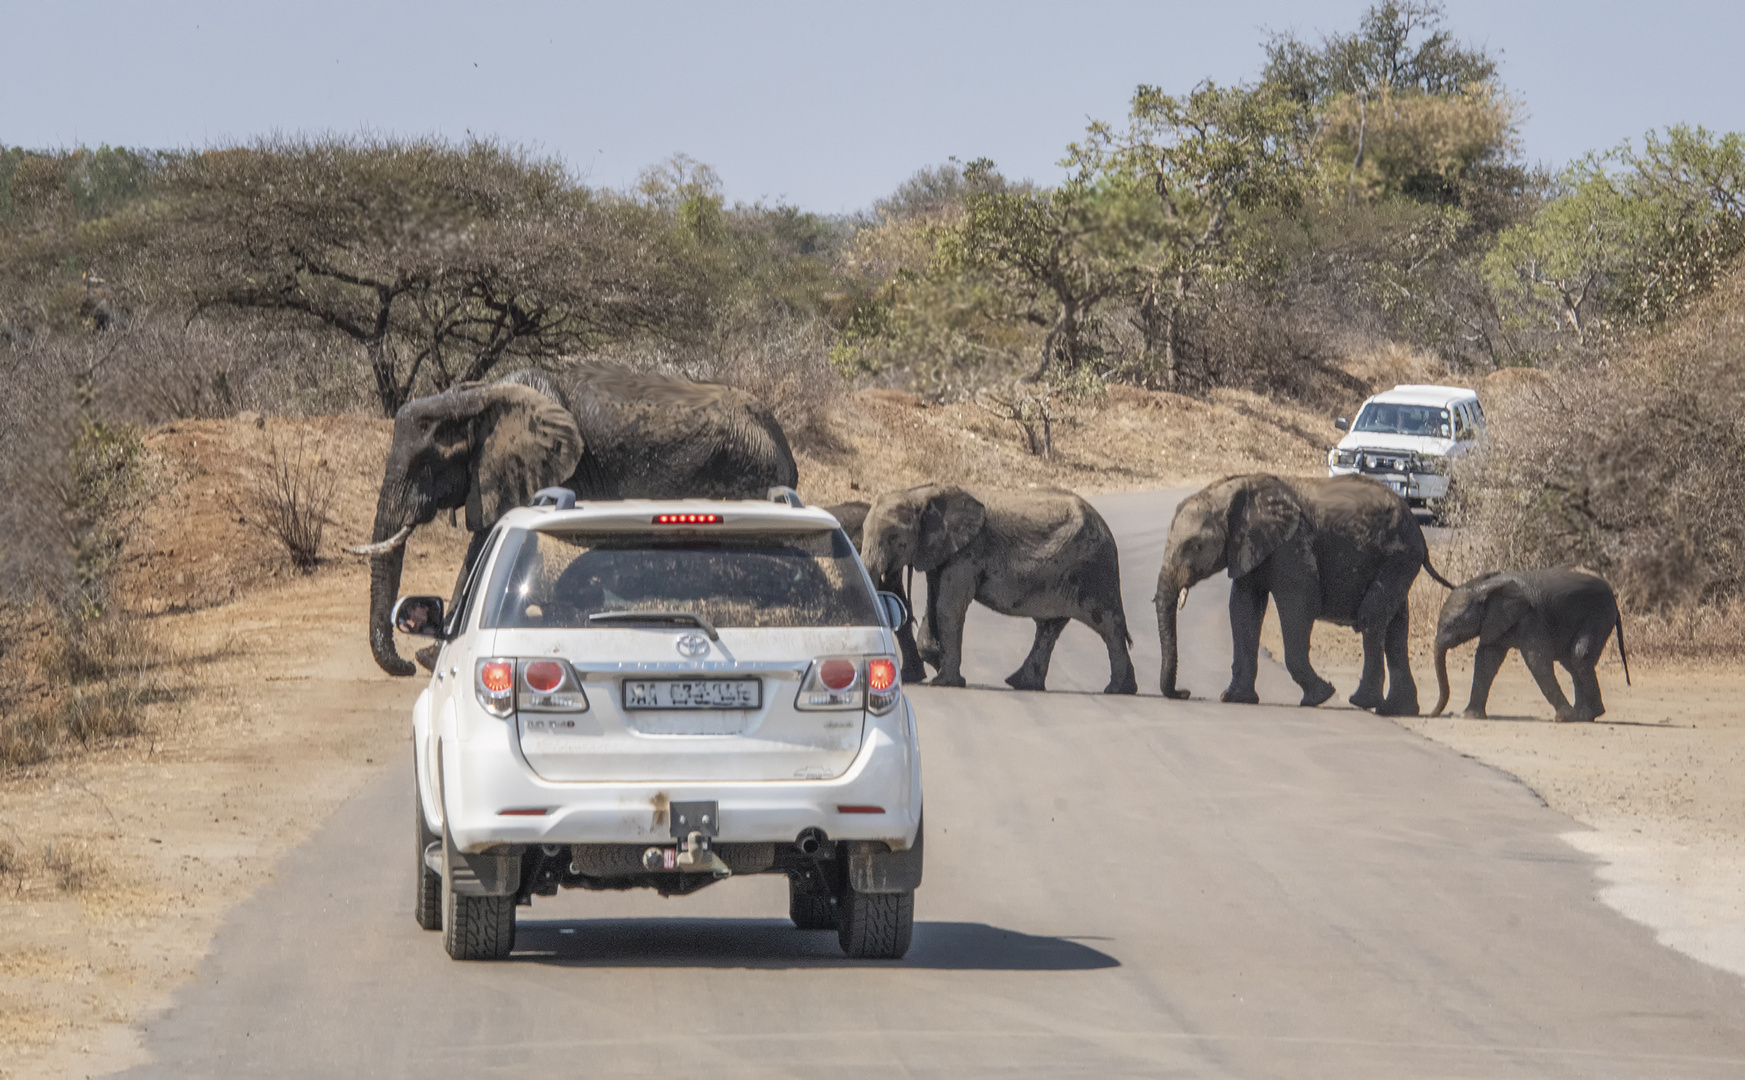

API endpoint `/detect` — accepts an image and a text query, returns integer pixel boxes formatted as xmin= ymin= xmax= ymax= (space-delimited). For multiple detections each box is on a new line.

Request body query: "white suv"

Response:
xmin=393 ymin=489 xmax=923 ymax=961
xmin=1328 ymin=384 xmax=1486 ymax=515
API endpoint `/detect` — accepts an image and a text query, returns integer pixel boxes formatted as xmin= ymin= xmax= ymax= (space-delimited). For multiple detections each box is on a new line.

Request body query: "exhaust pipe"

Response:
xmin=795 ymin=827 xmax=829 ymax=857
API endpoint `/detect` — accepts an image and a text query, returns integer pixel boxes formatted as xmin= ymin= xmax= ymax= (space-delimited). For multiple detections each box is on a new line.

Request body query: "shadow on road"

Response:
xmin=509 ymin=918 xmax=1121 ymax=970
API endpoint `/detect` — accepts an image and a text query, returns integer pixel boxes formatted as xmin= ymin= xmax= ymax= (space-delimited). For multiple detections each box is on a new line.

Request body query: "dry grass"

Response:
xmin=0 ymin=610 xmax=164 ymax=770
xmin=0 ymin=836 xmax=108 ymax=896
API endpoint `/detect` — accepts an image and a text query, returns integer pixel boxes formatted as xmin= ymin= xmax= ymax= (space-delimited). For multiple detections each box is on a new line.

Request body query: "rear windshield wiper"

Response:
xmin=586 ymin=610 xmax=719 ymax=640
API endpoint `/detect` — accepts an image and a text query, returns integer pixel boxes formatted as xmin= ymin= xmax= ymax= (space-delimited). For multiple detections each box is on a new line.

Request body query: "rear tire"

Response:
xmin=788 ymin=874 xmax=836 ymax=930
xmin=441 ymin=826 xmax=516 ymax=961
xmin=836 ymin=888 xmax=914 ymax=960
xmin=414 ymin=769 xmax=442 ymax=932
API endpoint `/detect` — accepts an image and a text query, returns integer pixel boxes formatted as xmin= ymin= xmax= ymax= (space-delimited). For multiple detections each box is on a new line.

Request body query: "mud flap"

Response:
xmin=846 ymin=816 xmax=924 ymax=894
xmin=447 ymin=833 xmax=523 ymax=897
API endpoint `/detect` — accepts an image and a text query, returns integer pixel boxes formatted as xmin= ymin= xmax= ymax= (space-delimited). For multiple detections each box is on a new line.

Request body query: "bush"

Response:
xmin=1457 ymin=267 xmax=1745 ymax=651
xmin=242 ymin=437 xmax=337 ymax=572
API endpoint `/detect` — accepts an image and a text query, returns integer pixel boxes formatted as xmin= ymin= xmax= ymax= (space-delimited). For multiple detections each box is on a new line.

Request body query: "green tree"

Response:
xmin=1072 ymin=81 xmax=1309 ymax=388
xmin=1262 ymin=1 xmax=1496 ymax=108
xmin=1485 ymin=126 xmax=1745 ymax=353
xmin=936 ymin=159 xmax=1156 ymax=381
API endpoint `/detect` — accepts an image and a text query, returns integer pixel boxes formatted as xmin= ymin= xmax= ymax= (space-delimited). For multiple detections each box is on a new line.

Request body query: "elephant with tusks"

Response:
xmin=353 ymin=366 xmax=799 ymax=676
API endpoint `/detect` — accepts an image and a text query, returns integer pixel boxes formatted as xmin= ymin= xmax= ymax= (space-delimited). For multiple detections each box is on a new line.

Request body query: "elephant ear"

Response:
xmin=465 ymin=384 xmax=584 ymax=530
xmin=1478 ymin=577 xmax=1532 ymax=640
xmin=1226 ymin=479 xmax=1304 ymax=578
xmin=915 ymin=487 xmax=986 ymax=572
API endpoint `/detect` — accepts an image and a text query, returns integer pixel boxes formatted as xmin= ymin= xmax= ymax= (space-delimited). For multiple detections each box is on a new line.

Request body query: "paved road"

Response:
xmin=118 ymin=490 xmax=1745 ymax=1078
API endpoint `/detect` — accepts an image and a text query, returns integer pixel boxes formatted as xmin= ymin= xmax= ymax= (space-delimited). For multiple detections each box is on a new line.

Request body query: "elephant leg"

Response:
xmin=1375 ymin=606 xmax=1419 ymax=716
xmin=1568 ymin=662 xmax=1606 ymax=722
xmin=1559 ymin=653 xmax=1607 ymax=722
xmin=1349 ymin=624 xmax=1389 ymax=711
xmin=1089 ymin=607 xmax=1138 ymax=695
xmin=1463 ymin=643 xmax=1510 ymax=719
xmin=1565 ymin=633 xmax=1609 ymax=722
xmin=1522 ymin=650 xmax=1576 ymax=721
xmin=1006 ymin=617 xmax=1069 ymax=692
xmin=1277 ymin=602 xmax=1334 ymax=707
xmin=1222 ymin=576 xmax=1266 ymax=705
xmin=926 ymin=567 xmax=975 ymax=688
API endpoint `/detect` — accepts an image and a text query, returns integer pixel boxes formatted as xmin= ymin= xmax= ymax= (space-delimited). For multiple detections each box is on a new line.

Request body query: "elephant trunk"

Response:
xmin=1156 ymin=585 xmax=1189 ymax=699
xmin=367 ymin=476 xmax=423 ymax=678
xmin=1431 ymin=641 xmax=1451 ymax=717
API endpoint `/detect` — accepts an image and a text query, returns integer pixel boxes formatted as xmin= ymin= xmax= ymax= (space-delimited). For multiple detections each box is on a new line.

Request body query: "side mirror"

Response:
xmin=877 ymin=591 xmax=910 ymax=631
xmin=1334 ymin=416 xmax=1351 ymax=432
xmin=392 ymin=595 xmax=448 ymax=639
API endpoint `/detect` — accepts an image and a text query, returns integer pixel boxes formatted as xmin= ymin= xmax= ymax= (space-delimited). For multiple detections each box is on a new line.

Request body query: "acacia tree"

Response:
xmin=1072 ymin=81 xmax=1308 ymax=389
xmin=150 ymin=137 xmax=683 ymax=416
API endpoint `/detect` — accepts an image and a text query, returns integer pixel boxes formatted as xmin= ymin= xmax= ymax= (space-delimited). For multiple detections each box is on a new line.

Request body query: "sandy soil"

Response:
xmin=3 ymin=379 xmax=1742 ymax=1075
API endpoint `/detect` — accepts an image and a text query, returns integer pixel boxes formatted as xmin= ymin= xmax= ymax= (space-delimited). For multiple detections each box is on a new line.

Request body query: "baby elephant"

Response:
xmin=861 ymin=484 xmax=1137 ymax=693
xmin=1432 ymin=568 xmax=1631 ymax=722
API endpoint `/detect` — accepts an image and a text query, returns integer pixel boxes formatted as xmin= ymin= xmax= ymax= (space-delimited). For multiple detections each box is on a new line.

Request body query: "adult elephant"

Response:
xmin=823 ymin=499 xmax=926 ymax=682
xmin=356 ymin=366 xmax=798 ymax=676
xmin=861 ymin=484 xmax=1137 ymax=694
xmin=1431 ymin=568 xmax=1630 ymax=722
xmin=823 ymin=501 xmax=870 ymax=550
xmin=1155 ymin=473 xmax=1452 ymax=714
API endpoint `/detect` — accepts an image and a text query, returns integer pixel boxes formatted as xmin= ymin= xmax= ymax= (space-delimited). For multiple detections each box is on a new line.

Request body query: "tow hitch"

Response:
xmin=642 ymin=800 xmax=731 ymax=876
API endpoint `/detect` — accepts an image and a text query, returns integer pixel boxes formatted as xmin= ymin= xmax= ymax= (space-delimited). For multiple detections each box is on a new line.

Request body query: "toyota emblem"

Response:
xmin=675 ymin=633 xmax=710 ymax=658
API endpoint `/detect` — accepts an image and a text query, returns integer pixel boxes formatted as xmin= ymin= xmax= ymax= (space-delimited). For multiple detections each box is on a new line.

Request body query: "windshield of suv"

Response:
xmin=481 ymin=528 xmax=881 ymax=629
xmin=1354 ymin=403 xmax=1452 ymax=438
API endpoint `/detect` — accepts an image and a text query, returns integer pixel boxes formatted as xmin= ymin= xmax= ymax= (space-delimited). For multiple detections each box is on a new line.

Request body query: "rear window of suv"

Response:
xmin=481 ymin=528 xmax=881 ymax=630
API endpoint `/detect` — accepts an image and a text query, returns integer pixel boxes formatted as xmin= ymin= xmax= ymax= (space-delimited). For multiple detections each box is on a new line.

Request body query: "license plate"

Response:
xmin=622 ymin=678 xmax=762 ymax=710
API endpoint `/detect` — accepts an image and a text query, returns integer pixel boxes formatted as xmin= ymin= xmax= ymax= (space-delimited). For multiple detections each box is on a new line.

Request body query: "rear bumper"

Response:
xmin=439 ymin=698 xmax=921 ymax=854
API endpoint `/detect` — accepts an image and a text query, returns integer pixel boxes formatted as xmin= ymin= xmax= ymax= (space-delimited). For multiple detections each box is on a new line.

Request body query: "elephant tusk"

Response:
xmin=1177 ymin=586 xmax=1191 ymax=612
xmin=346 ymin=525 xmax=413 ymax=556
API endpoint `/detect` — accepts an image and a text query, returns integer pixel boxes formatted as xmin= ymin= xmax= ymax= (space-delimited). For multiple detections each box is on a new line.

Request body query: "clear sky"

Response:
xmin=5 ymin=1 xmax=1742 ymax=213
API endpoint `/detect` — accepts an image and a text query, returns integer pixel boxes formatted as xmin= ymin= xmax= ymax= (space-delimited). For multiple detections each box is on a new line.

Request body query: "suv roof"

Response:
xmin=496 ymin=498 xmax=843 ymax=534
xmin=1368 ymin=384 xmax=1480 ymax=407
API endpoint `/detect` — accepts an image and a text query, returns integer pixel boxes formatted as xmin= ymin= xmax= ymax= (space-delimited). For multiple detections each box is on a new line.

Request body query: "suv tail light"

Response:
xmin=866 ymin=658 xmax=899 ymax=714
xmin=476 ymin=658 xmax=515 ymax=717
xmin=518 ymin=659 xmax=589 ymax=713
xmin=475 ymin=657 xmax=590 ymax=717
xmin=796 ymin=655 xmax=901 ymax=715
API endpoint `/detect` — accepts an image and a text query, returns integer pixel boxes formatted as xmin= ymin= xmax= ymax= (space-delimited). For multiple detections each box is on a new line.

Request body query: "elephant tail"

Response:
xmin=1422 ymin=554 xmax=1457 ymax=590
xmin=1615 ymin=613 xmax=1632 ymax=686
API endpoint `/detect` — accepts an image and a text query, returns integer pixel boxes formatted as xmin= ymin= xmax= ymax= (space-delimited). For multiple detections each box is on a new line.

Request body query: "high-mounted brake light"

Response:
xmin=653 ymin=513 xmax=722 ymax=525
